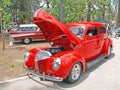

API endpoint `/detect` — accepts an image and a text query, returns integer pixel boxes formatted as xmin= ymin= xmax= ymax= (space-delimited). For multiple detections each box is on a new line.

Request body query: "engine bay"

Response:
xmin=46 ymin=46 xmax=64 ymax=55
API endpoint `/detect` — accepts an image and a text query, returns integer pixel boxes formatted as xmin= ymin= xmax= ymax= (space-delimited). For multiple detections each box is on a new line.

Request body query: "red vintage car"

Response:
xmin=23 ymin=10 xmax=113 ymax=83
xmin=9 ymin=24 xmax=45 ymax=44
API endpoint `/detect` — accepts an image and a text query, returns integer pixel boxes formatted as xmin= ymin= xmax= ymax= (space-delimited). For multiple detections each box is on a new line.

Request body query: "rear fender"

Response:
xmin=102 ymin=38 xmax=113 ymax=56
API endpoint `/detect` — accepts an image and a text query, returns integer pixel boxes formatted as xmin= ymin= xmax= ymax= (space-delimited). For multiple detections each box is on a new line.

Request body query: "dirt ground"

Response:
xmin=0 ymin=33 xmax=50 ymax=81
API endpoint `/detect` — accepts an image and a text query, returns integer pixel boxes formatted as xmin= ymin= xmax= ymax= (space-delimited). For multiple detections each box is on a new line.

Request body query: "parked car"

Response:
xmin=9 ymin=24 xmax=45 ymax=44
xmin=116 ymin=27 xmax=120 ymax=37
xmin=23 ymin=10 xmax=113 ymax=83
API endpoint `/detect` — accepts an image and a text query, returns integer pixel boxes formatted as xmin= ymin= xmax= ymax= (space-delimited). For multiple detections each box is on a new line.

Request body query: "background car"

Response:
xmin=116 ymin=27 xmax=120 ymax=37
xmin=9 ymin=24 xmax=45 ymax=44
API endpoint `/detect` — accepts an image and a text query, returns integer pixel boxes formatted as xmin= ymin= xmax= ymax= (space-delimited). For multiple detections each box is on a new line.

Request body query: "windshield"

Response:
xmin=69 ymin=26 xmax=84 ymax=37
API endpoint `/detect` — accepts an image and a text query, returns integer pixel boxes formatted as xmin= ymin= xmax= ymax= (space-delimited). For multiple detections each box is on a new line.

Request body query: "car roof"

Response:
xmin=65 ymin=22 xmax=106 ymax=28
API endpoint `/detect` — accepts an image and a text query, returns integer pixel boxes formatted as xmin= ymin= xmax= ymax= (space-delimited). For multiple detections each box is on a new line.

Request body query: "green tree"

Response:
xmin=86 ymin=0 xmax=112 ymax=21
xmin=0 ymin=0 xmax=12 ymax=26
xmin=1 ymin=0 xmax=114 ymax=25
xmin=47 ymin=0 xmax=86 ymax=23
xmin=47 ymin=0 xmax=112 ymax=23
xmin=64 ymin=0 xmax=86 ymax=23
xmin=10 ymin=0 xmax=32 ymax=24
xmin=0 ymin=0 xmax=12 ymax=50
xmin=9 ymin=0 xmax=49 ymax=24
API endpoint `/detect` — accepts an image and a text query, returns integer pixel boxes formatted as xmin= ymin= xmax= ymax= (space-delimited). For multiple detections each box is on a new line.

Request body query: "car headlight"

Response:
xmin=52 ymin=58 xmax=61 ymax=71
xmin=24 ymin=52 xmax=30 ymax=62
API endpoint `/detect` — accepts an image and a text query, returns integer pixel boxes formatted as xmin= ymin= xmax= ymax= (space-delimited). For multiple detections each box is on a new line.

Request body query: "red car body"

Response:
xmin=9 ymin=24 xmax=45 ymax=44
xmin=23 ymin=10 xmax=113 ymax=83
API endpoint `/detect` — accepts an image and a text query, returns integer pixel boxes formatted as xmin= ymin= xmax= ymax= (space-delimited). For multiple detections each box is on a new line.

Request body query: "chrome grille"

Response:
xmin=35 ymin=50 xmax=52 ymax=61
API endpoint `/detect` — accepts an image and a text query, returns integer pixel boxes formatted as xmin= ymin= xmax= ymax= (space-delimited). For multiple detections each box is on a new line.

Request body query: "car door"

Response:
xmin=95 ymin=26 xmax=107 ymax=54
xmin=33 ymin=27 xmax=45 ymax=40
xmin=84 ymin=27 xmax=98 ymax=61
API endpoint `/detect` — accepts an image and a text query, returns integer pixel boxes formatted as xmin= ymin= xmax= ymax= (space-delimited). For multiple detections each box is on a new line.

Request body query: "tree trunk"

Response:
xmin=60 ymin=0 xmax=64 ymax=23
xmin=87 ymin=0 xmax=91 ymax=21
xmin=1 ymin=17 xmax=5 ymax=50
xmin=19 ymin=2 xmax=26 ymax=23
xmin=102 ymin=0 xmax=105 ymax=19
xmin=45 ymin=0 xmax=50 ymax=9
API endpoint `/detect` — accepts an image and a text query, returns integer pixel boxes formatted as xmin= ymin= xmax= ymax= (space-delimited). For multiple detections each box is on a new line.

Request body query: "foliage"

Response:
xmin=47 ymin=0 xmax=86 ymax=23
xmin=10 ymin=0 xmax=33 ymax=24
xmin=47 ymin=0 xmax=112 ymax=23
xmin=63 ymin=0 xmax=86 ymax=23
xmin=46 ymin=0 xmax=60 ymax=19
xmin=0 ymin=0 xmax=116 ymax=25
xmin=0 ymin=0 xmax=13 ymax=28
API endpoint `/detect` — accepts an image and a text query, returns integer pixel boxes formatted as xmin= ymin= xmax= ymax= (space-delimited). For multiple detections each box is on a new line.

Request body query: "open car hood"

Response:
xmin=33 ymin=10 xmax=80 ymax=45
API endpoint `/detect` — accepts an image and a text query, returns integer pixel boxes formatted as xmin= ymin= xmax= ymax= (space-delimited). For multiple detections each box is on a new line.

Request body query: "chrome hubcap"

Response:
xmin=71 ymin=63 xmax=81 ymax=80
xmin=24 ymin=38 xmax=30 ymax=43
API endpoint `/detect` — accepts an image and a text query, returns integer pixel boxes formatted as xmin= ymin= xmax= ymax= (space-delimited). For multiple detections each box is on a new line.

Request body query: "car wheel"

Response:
xmin=23 ymin=38 xmax=31 ymax=44
xmin=106 ymin=45 xmax=111 ymax=58
xmin=65 ymin=62 xmax=82 ymax=83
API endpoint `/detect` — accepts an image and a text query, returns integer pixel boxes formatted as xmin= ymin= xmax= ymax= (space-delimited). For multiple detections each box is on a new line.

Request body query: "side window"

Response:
xmin=100 ymin=27 xmax=106 ymax=34
xmin=23 ymin=27 xmax=28 ymax=31
xmin=87 ymin=27 xmax=98 ymax=36
xmin=18 ymin=27 xmax=26 ymax=31
xmin=32 ymin=27 xmax=38 ymax=31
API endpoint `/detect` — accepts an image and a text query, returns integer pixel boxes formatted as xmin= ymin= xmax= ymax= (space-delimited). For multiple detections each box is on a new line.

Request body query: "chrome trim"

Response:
xmin=9 ymin=36 xmax=14 ymax=46
xmin=35 ymin=50 xmax=52 ymax=61
xmin=24 ymin=52 xmax=30 ymax=62
xmin=23 ymin=64 xmax=63 ymax=82
xmin=10 ymin=33 xmax=35 ymax=38
xmin=35 ymin=61 xmax=39 ymax=72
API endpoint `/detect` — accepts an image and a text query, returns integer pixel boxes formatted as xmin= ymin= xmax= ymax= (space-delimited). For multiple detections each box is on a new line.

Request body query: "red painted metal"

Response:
xmin=24 ymin=10 xmax=113 ymax=81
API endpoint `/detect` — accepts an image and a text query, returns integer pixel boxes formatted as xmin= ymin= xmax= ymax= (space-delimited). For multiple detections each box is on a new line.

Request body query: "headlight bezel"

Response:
xmin=24 ymin=52 xmax=30 ymax=62
xmin=52 ymin=58 xmax=61 ymax=71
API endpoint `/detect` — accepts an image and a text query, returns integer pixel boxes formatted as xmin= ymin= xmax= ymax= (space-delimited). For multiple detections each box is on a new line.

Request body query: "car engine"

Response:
xmin=46 ymin=46 xmax=64 ymax=55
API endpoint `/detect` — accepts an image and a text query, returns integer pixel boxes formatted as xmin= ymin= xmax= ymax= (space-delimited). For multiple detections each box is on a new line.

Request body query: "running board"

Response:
xmin=86 ymin=54 xmax=106 ymax=69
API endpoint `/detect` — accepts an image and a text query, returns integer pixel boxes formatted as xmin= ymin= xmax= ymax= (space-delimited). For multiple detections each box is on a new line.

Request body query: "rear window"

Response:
xmin=100 ymin=27 xmax=106 ymax=34
xmin=87 ymin=27 xmax=98 ymax=36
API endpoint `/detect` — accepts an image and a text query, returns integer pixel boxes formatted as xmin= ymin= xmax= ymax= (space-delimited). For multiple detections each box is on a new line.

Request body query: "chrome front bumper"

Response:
xmin=23 ymin=64 xmax=63 ymax=82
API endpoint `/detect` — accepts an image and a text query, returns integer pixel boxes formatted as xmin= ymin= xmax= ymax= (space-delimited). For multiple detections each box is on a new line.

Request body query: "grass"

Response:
xmin=0 ymin=34 xmax=50 ymax=81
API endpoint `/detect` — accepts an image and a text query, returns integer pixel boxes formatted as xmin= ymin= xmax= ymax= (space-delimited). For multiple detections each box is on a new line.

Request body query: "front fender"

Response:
xmin=25 ymin=47 xmax=47 ymax=67
xmin=46 ymin=51 xmax=86 ymax=79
